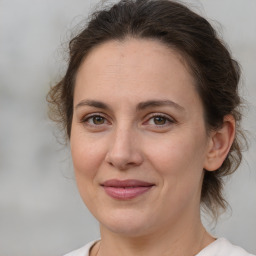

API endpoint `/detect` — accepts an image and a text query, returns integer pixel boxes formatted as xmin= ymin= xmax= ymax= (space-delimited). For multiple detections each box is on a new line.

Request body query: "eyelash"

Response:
xmin=144 ymin=113 xmax=176 ymax=128
xmin=80 ymin=113 xmax=110 ymax=127
xmin=80 ymin=113 xmax=176 ymax=129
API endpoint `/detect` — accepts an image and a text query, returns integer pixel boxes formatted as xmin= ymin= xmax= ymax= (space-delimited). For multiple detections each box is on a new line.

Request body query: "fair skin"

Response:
xmin=70 ymin=38 xmax=235 ymax=256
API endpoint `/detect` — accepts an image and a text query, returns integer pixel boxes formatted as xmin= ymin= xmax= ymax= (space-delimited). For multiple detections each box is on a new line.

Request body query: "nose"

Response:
xmin=105 ymin=127 xmax=143 ymax=170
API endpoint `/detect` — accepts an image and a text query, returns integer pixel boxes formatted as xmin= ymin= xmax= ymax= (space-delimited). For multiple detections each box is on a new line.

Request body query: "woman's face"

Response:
xmin=71 ymin=39 xmax=211 ymax=237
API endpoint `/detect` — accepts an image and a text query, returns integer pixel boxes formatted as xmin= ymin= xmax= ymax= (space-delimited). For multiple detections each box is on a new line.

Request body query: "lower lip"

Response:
xmin=102 ymin=186 xmax=153 ymax=200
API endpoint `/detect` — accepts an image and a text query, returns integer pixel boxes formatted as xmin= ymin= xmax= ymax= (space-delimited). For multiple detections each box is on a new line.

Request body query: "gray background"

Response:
xmin=0 ymin=0 xmax=255 ymax=255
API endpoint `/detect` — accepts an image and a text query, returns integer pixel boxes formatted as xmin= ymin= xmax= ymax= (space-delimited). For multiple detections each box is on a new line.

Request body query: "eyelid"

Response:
xmin=79 ymin=112 xmax=176 ymax=127
xmin=80 ymin=112 xmax=111 ymax=125
xmin=143 ymin=112 xmax=176 ymax=126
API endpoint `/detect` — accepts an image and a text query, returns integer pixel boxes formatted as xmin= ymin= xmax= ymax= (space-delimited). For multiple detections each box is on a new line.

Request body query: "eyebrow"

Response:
xmin=75 ymin=99 xmax=185 ymax=112
xmin=136 ymin=99 xmax=185 ymax=112
xmin=75 ymin=100 xmax=110 ymax=110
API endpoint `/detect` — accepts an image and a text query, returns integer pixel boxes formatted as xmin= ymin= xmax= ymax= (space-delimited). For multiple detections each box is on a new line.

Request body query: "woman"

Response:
xmin=48 ymin=0 xmax=254 ymax=255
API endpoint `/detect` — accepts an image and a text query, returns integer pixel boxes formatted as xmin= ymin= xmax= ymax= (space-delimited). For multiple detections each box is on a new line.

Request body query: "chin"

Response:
xmin=98 ymin=208 xmax=155 ymax=237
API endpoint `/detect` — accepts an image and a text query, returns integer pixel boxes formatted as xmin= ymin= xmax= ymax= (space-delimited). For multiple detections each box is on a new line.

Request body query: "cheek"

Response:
xmin=70 ymin=126 xmax=108 ymax=194
xmin=145 ymin=131 xmax=207 ymax=193
xmin=71 ymin=125 xmax=105 ymax=170
xmin=70 ymin=131 xmax=107 ymax=211
xmin=148 ymin=135 xmax=205 ymax=171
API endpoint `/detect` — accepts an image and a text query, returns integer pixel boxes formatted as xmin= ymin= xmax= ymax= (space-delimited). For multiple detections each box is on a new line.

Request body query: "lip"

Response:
xmin=101 ymin=179 xmax=155 ymax=200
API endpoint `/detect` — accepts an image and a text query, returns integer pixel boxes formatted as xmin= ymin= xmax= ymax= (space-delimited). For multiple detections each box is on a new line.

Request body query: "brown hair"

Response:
xmin=47 ymin=0 xmax=246 ymax=218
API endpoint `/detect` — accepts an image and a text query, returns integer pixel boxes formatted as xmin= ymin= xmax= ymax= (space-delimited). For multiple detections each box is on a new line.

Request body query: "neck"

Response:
xmin=96 ymin=215 xmax=214 ymax=256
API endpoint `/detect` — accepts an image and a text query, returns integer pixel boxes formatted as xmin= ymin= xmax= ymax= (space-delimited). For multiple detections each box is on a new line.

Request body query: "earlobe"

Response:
xmin=204 ymin=115 xmax=236 ymax=171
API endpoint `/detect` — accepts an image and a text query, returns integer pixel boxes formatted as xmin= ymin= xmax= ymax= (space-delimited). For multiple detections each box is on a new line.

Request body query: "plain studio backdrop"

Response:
xmin=0 ymin=0 xmax=255 ymax=255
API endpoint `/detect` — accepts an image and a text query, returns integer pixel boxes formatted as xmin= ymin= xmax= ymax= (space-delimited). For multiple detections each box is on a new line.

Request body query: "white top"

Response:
xmin=63 ymin=238 xmax=255 ymax=256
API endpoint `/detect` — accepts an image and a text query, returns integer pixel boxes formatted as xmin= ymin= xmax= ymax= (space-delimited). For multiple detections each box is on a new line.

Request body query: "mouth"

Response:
xmin=101 ymin=179 xmax=155 ymax=200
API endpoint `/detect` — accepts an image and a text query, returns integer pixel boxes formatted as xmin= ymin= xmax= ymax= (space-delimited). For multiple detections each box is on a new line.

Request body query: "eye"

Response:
xmin=90 ymin=115 xmax=105 ymax=125
xmin=144 ymin=113 xmax=176 ymax=128
xmin=151 ymin=116 xmax=168 ymax=125
xmin=81 ymin=114 xmax=110 ymax=127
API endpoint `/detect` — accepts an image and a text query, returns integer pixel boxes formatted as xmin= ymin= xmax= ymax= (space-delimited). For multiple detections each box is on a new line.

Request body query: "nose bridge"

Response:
xmin=105 ymin=122 xmax=143 ymax=169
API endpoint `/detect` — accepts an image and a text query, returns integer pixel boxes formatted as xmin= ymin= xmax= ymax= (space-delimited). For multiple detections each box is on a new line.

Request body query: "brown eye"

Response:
xmin=153 ymin=116 xmax=167 ymax=125
xmin=81 ymin=114 xmax=111 ymax=130
xmin=92 ymin=116 xmax=105 ymax=125
xmin=145 ymin=114 xmax=175 ymax=128
xmin=82 ymin=115 xmax=107 ymax=126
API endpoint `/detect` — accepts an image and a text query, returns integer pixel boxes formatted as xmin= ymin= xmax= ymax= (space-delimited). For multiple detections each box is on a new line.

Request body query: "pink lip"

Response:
xmin=101 ymin=179 xmax=155 ymax=200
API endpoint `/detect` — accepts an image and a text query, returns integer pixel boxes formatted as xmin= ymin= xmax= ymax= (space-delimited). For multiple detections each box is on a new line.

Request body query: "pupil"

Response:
xmin=154 ymin=117 xmax=165 ymax=125
xmin=93 ymin=116 xmax=104 ymax=124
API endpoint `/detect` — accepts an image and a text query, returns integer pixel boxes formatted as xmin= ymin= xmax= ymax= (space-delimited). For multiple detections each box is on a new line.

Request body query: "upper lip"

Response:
xmin=101 ymin=179 xmax=155 ymax=187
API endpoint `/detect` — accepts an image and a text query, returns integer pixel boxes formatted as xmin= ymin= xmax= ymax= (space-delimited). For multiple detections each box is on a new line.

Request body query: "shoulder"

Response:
xmin=63 ymin=240 xmax=98 ymax=256
xmin=197 ymin=237 xmax=255 ymax=256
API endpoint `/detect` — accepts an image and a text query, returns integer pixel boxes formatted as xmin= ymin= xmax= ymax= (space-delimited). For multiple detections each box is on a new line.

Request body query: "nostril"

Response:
xmin=105 ymin=150 xmax=143 ymax=170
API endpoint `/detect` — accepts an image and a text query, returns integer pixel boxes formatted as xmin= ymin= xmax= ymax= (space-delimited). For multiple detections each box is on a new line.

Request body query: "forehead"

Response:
xmin=74 ymin=38 xmax=202 ymax=112
xmin=78 ymin=38 xmax=193 ymax=82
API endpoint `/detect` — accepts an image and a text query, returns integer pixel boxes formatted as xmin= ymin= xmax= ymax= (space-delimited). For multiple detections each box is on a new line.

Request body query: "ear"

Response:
xmin=204 ymin=115 xmax=236 ymax=171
